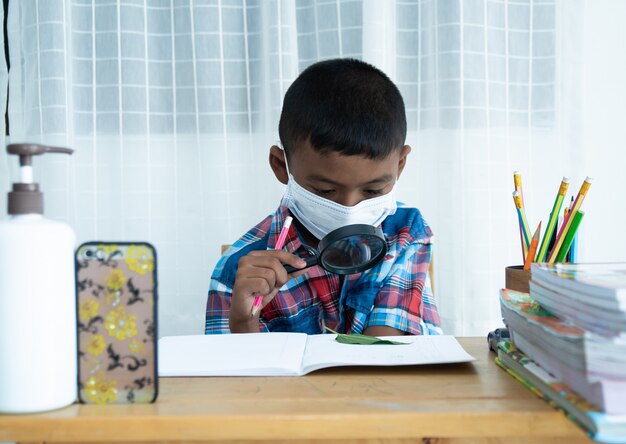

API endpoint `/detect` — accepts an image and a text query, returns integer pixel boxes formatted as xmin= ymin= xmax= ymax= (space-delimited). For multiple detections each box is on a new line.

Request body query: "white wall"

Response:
xmin=579 ymin=0 xmax=626 ymax=262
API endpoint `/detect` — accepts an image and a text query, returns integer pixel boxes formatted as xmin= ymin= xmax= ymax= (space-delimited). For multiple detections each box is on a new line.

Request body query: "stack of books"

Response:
xmin=497 ymin=262 xmax=626 ymax=443
xmin=530 ymin=263 xmax=626 ymax=337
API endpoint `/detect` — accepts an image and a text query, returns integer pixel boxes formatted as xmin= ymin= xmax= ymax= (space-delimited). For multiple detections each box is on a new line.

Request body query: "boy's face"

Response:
xmin=269 ymin=140 xmax=411 ymax=208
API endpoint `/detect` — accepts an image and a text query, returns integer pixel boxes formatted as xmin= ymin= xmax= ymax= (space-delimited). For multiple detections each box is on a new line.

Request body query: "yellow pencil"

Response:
xmin=513 ymin=171 xmax=527 ymax=259
xmin=536 ymin=177 xmax=569 ymax=263
xmin=513 ymin=171 xmax=524 ymax=205
xmin=547 ymin=177 xmax=593 ymax=263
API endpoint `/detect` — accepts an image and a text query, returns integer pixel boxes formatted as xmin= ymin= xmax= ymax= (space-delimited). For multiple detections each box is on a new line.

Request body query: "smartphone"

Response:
xmin=75 ymin=242 xmax=158 ymax=404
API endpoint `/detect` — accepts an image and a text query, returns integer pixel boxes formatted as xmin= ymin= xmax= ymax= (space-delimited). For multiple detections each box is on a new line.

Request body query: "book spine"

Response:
xmin=495 ymin=350 xmax=596 ymax=439
xmin=495 ymin=357 xmax=545 ymax=400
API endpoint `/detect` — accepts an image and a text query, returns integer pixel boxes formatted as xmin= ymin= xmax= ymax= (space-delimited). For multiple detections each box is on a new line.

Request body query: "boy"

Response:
xmin=205 ymin=58 xmax=441 ymax=336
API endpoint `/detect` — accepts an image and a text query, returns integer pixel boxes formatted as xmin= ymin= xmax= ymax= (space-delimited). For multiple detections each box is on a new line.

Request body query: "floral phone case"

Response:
xmin=75 ymin=242 xmax=158 ymax=404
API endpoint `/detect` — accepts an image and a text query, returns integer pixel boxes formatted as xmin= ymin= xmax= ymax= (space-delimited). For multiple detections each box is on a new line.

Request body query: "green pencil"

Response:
xmin=536 ymin=177 xmax=569 ymax=262
xmin=555 ymin=210 xmax=584 ymax=263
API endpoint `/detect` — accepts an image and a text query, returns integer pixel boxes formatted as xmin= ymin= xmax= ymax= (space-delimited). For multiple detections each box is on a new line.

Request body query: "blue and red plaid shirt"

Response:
xmin=205 ymin=200 xmax=442 ymax=335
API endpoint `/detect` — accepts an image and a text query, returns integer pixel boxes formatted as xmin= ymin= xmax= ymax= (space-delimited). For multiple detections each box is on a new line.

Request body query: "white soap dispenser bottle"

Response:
xmin=0 ymin=143 xmax=77 ymax=413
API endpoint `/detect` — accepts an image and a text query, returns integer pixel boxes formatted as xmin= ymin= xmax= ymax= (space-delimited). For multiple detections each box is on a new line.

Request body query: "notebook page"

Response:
xmin=300 ymin=334 xmax=475 ymax=374
xmin=158 ymin=333 xmax=307 ymax=376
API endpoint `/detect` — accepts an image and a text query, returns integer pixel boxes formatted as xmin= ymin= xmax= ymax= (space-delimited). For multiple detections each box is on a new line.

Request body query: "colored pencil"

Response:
xmin=569 ymin=236 xmax=578 ymax=262
xmin=513 ymin=171 xmax=524 ymax=205
xmin=535 ymin=177 xmax=569 ymax=262
xmin=251 ymin=216 xmax=293 ymax=317
xmin=513 ymin=172 xmax=527 ymax=260
xmin=564 ymin=197 xmax=574 ymax=261
xmin=561 ymin=207 xmax=570 ymax=261
xmin=564 ymin=196 xmax=575 ymax=261
xmin=556 ymin=211 xmax=585 ymax=263
xmin=569 ymin=230 xmax=578 ymax=263
xmin=513 ymin=191 xmax=531 ymax=255
xmin=547 ymin=177 xmax=593 ymax=263
xmin=524 ymin=222 xmax=542 ymax=270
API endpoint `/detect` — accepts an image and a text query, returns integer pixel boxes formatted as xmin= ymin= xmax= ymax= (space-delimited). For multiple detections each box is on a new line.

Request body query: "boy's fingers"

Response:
xmin=241 ymin=277 xmax=272 ymax=297
xmin=243 ymin=252 xmax=306 ymax=286
xmin=235 ymin=251 xmax=308 ymax=311
xmin=261 ymin=288 xmax=280 ymax=306
xmin=239 ymin=258 xmax=287 ymax=289
xmin=245 ymin=263 xmax=289 ymax=292
xmin=288 ymin=268 xmax=308 ymax=279
xmin=243 ymin=266 xmax=277 ymax=291
xmin=248 ymin=250 xmax=307 ymax=268
xmin=241 ymin=255 xmax=284 ymax=272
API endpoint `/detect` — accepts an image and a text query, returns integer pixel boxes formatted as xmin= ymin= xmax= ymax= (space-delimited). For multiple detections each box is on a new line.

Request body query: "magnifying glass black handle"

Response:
xmin=284 ymin=255 xmax=318 ymax=274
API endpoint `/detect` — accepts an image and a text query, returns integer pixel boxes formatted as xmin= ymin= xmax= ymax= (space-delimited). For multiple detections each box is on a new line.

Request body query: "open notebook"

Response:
xmin=158 ymin=333 xmax=475 ymax=377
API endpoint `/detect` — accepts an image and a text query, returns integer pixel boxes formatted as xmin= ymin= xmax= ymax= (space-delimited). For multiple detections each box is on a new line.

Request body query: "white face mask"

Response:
xmin=282 ymin=151 xmax=397 ymax=239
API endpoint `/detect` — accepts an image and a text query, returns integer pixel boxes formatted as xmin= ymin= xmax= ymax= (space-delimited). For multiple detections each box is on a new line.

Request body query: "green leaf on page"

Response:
xmin=324 ymin=326 xmax=407 ymax=345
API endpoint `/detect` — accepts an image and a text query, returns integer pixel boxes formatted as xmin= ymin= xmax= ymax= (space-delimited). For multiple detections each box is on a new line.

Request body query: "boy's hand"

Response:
xmin=229 ymin=251 xmax=307 ymax=333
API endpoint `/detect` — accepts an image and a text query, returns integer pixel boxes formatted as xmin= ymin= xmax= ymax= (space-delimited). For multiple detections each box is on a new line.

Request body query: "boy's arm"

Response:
xmin=363 ymin=325 xmax=405 ymax=336
xmin=358 ymin=241 xmax=442 ymax=335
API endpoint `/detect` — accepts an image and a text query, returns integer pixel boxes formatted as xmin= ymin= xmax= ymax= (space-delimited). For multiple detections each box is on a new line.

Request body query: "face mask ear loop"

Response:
xmin=281 ymin=147 xmax=292 ymax=178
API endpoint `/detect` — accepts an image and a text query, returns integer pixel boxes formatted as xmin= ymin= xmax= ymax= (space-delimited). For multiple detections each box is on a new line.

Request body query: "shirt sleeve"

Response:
xmin=363 ymin=240 xmax=442 ymax=335
xmin=205 ymin=274 xmax=234 ymax=334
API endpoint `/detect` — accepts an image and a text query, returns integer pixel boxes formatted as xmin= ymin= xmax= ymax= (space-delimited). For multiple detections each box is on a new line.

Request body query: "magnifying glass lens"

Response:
xmin=320 ymin=234 xmax=385 ymax=272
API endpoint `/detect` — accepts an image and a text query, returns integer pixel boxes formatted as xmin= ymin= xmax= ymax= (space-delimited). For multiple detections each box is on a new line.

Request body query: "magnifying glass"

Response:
xmin=284 ymin=224 xmax=388 ymax=275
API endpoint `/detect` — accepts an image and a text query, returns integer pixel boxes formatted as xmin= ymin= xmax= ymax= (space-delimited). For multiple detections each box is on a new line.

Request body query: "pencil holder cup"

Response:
xmin=505 ymin=265 xmax=531 ymax=293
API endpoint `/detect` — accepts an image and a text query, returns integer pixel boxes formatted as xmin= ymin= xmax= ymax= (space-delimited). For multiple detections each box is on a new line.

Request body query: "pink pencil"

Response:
xmin=250 ymin=216 xmax=293 ymax=317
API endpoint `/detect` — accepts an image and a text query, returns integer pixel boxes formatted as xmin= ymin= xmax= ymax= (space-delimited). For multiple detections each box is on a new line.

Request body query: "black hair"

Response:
xmin=278 ymin=58 xmax=407 ymax=160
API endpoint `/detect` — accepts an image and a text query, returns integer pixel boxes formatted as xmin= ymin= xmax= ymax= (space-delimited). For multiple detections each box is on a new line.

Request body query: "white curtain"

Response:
xmin=2 ymin=0 xmax=624 ymax=337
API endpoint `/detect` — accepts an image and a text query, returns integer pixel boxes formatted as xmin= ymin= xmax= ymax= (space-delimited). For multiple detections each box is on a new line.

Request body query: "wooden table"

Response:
xmin=0 ymin=338 xmax=592 ymax=444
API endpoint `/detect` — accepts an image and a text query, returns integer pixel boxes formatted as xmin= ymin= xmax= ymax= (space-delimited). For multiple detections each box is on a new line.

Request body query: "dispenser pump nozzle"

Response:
xmin=6 ymin=143 xmax=74 ymax=215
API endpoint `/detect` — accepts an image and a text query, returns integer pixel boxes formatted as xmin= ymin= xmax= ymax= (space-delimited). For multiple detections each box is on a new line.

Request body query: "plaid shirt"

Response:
xmin=205 ymin=201 xmax=442 ymax=335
